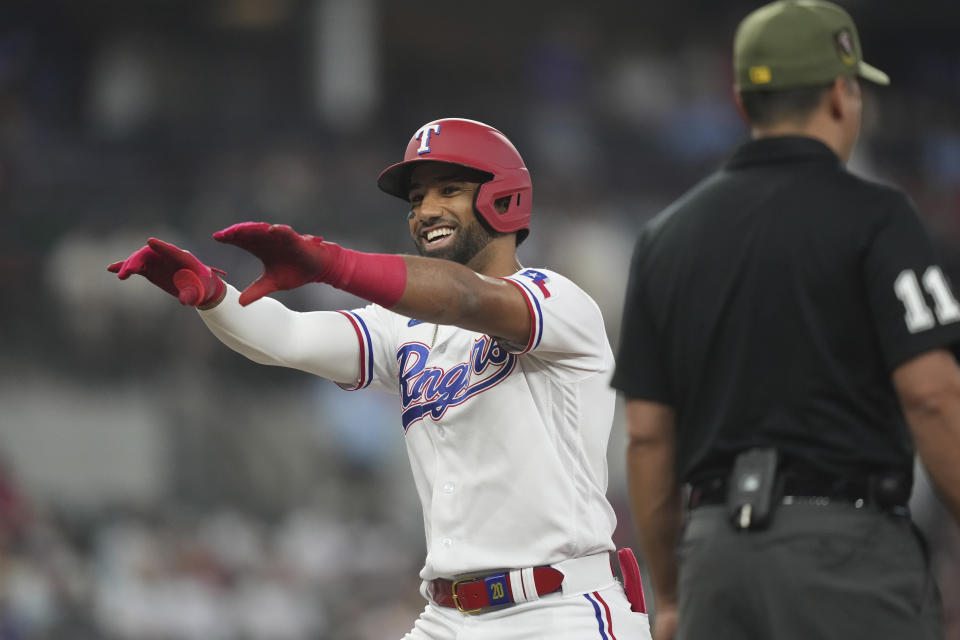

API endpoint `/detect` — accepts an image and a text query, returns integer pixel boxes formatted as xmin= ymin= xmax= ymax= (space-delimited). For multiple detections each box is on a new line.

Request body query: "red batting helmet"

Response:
xmin=377 ymin=118 xmax=532 ymax=241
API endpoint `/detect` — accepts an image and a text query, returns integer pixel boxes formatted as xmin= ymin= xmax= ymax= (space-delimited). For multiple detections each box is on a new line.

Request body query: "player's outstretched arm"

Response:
xmin=107 ymin=238 xmax=226 ymax=307
xmin=214 ymin=222 xmax=531 ymax=346
xmin=894 ymin=349 xmax=960 ymax=526
xmin=197 ymin=285 xmax=362 ymax=385
xmin=109 ymin=235 xmax=362 ymax=385
xmin=392 ymin=257 xmax=531 ymax=346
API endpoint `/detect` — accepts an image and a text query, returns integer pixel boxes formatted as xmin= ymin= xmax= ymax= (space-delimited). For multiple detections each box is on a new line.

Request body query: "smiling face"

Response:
xmin=406 ymin=162 xmax=497 ymax=267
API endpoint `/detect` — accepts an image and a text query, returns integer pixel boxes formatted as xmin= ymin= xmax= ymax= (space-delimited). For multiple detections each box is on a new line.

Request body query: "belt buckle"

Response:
xmin=451 ymin=576 xmax=483 ymax=614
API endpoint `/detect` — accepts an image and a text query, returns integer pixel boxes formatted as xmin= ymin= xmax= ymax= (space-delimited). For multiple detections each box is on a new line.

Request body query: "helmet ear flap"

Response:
xmin=493 ymin=195 xmax=513 ymax=214
xmin=486 ymin=190 xmax=530 ymax=245
xmin=475 ymin=177 xmax=532 ymax=230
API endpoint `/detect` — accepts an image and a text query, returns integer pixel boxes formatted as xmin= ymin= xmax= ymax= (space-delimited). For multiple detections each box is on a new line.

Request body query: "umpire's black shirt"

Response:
xmin=612 ymin=136 xmax=960 ymax=484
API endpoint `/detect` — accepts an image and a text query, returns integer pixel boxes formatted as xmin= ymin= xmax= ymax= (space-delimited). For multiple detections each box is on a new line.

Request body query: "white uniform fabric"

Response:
xmin=199 ymin=268 xmax=649 ymax=638
xmin=405 ymin=581 xmax=649 ymax=640
xmin=340 ymin=268 xmax=617 ymax=579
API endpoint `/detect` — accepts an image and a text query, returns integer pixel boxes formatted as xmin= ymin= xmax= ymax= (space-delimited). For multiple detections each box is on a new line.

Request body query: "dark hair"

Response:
xmin=739 ymin=82 xmax=834 ymax=127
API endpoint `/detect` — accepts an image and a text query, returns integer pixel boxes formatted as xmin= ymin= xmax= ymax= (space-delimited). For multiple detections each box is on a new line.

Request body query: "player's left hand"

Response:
xmin=213 ymin=222 xmax=339 ymax=306
xmin=108 ymin=238 xmax=226 ymax=307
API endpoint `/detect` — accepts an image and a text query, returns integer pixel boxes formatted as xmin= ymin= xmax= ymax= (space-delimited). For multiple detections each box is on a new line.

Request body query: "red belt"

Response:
xmin=430 ymin=566 xmax=564 ymax=613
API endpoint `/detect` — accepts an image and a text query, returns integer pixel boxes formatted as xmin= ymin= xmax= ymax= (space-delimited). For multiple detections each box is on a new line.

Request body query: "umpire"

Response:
xmin=611 ymin=1 xmax=960 ymax=639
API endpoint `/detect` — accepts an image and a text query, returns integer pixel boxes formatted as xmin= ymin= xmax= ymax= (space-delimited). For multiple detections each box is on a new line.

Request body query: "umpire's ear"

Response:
xmin=732 ymin=86 xmax=749 ymax=125
xmin=827 ymin=76 xmax=860 ymax=122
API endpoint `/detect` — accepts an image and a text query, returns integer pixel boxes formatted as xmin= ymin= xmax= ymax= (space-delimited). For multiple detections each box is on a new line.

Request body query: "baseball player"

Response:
xmin=109 ymin=118 xmax=651 ymax=639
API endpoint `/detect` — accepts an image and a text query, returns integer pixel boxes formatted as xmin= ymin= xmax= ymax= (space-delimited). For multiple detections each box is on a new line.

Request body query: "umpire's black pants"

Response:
xmin=677 ymin=503 xmax=943 ymax=640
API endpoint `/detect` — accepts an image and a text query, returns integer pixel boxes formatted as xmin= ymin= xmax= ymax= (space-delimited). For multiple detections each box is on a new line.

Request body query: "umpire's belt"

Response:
xmin=428 ymin=551 xmax=613 ymax=614
xmin=688 ymin=472 xmax=908 ymax=514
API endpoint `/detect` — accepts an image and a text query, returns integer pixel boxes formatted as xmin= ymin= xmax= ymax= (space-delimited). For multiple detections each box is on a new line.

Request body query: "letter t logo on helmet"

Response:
xmin=377 ymin=118 xmax=533 ymax=243
xmin=415 ymin=123 xmax=442 ymax=154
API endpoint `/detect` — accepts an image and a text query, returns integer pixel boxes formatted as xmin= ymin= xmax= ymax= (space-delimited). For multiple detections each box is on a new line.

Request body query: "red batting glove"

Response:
xmin=107 ymin=238 xmax=227 ymax=307
xmin=213 ymin=222 xmax=340 ymax=306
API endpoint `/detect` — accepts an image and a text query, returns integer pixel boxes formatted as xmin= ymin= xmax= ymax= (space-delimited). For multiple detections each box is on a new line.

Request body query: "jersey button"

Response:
xmin=442 ymin=482 xmax=455 ymax=493
xmin=442 ymin=537 xmax=453 ymax=548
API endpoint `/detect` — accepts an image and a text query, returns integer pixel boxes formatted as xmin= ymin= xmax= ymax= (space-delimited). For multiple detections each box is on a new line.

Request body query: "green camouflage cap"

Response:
xmin=734 ymin=0 xmax=890 ymax=91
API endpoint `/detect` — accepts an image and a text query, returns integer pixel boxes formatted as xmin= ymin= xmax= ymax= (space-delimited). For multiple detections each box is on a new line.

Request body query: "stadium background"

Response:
xmin=0 ymin=0 xmax=958 ymax=638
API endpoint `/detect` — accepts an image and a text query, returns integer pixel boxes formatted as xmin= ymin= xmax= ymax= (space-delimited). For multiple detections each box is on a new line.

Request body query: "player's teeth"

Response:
xmin=426 ymin=228 xmax=453 ymax=241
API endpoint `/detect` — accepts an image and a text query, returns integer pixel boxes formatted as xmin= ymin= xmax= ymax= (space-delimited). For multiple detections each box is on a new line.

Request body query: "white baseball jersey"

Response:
xmin=200 ymin=267 xmax=618 ymax=581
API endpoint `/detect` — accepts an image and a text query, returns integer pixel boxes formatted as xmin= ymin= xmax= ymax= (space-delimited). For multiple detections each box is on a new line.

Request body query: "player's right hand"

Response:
xmin=108 ymin=238 xmax=226 ymax=307
xmin=213 ymin=222 xmax=338 ymax=306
